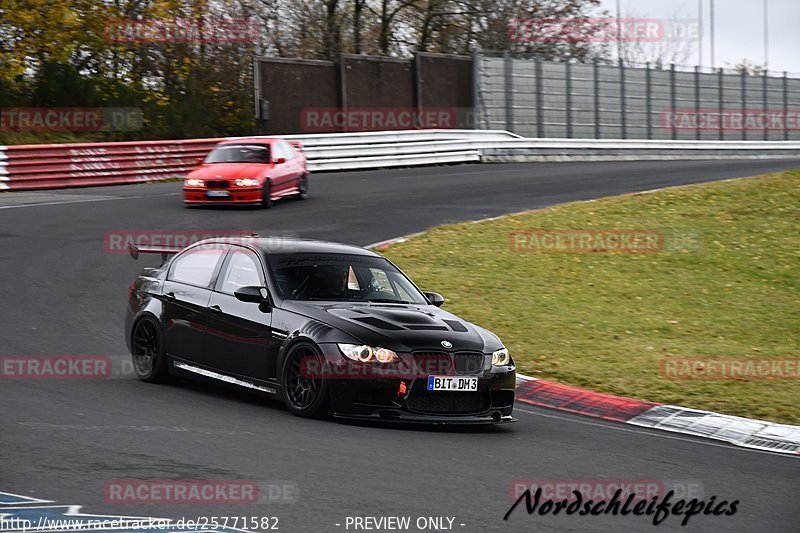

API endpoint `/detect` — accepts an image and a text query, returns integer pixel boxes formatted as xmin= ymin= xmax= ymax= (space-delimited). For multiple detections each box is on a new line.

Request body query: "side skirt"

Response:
xmin=168 ymin=356 xmax=282 ymax=398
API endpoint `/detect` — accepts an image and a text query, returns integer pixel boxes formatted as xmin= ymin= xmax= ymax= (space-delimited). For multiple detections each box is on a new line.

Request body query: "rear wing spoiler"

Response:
xmin=129 ymin=244 xmax=182 ymax=263
xmin=289 ymin=140 xmax=303 ymax=151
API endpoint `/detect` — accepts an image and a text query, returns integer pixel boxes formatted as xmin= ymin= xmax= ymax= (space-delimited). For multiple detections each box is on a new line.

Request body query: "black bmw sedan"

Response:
xmin=125 ymin=237 xmax=516 ymax=424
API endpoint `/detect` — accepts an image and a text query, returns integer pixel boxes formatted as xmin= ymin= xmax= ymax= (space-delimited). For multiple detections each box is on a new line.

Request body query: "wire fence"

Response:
xmin=474 ymin=51 xmax=800 ymax=141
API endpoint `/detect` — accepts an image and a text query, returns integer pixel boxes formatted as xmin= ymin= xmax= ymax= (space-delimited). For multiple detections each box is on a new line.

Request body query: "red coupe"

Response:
xmin=183 ymin=137 xmax=308 ymax=207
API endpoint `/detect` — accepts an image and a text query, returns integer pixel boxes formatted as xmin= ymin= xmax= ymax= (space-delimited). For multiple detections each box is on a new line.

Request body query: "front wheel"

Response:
xmin=295 ymin=174 xmax=308 ymax=200
xmin=261 ymin=180 xmax=273 ymax=208
xmin=280 ymin=343 xmax=329 ymax=418
xmin=130 ymin=317 xmax=170 ymax=383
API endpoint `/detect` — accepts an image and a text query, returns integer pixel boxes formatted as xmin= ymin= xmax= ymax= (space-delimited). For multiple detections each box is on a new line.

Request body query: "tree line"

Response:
xmin=1 ymin=0 xmax=660 ymax=142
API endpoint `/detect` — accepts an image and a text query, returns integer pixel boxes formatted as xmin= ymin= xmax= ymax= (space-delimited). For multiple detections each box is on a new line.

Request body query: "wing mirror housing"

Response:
xmin=234 ymin=286 xmax=274 ymax=310
xmin=274 ymin=157 xmax=286 ymax=164
xmin=424 ymin=292 xmax=445 ymax=307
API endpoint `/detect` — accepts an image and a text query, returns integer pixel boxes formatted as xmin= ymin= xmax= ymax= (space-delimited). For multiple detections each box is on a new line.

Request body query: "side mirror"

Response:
xmin=194 ymin=157 xmax=204 ymax=166
xmin=274 ymin=157 xmax=286 ymax=164
xmin=424 ymin=292 xmax=445 ymax=307
xmin=234 ymin=286 xmax=273 ymax=306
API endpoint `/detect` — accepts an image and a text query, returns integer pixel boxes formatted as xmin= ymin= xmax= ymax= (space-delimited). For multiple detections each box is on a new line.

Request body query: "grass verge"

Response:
xmin=381 ymin=171 xmax=800 ymax=424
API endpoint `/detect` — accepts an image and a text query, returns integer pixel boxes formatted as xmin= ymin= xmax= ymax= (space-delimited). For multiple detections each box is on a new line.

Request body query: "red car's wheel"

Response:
xmin=296 ymin=174 xmax=308 ymax=200
xmin=261 ymin=180 xmax=273 ymax=208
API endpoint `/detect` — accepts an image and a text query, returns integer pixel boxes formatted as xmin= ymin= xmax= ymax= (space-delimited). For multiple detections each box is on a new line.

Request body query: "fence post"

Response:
xmin=471 ymin=48 xmax=481 ymax=129
xmin=415 ymin=52 xmax=424 ymax=125
xmin=619 ymin=58 xmax=627 ymax=139
xmin=535 ymin=57 xmax=544 ymax=138
xmin=741 ymin=69 xmax=747 ymax=141
xmin=784 ymin=72 xmax=789 ymax=141
xmin=670 ymin=64 xmax=677 ymax=140
xmin=593 ymin=60 xmax=600 ymax=139
xmin=565 ymin=61 xmax=573 ymax=138
xmin=762 ymin=70 xmax=769 ymax=141
xmin=718 ymin=67 xmax=724 ymax=140
xmin=504 ymin=50 xmax=514 ymax=133
xmin=695 ymin=66 xmax=701 ymax=140
xmin=339 ymin=53 xmax=348 ymax=133
xmin=645 ymin=62 xmax=652 ymax=139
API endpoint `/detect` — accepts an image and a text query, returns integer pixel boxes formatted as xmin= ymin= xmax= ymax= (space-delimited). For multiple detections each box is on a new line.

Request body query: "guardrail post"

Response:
xmin=619 ymin=58 xmax=627 ymax=139
xmin=695 ymin=66 xmax=701 ymax=140
xmin=565 ymin=61 xmax=573 ymax=139
xmin=718 ymin=67 xmax=724 ymax=141
xmin=535 ymin=57 xmax=544 ymax=138
xmin=645 ymin=62 xmax=652 ymax=140
xmin=504 ymin=51 xmax=515 ymax=133
xmin=670 ymin=64 xmax=677 ymax=140
xmin=593 ymin=60 xmax=600 ymax=139
xmin=783 ymin=72 xmax=789 ymax=141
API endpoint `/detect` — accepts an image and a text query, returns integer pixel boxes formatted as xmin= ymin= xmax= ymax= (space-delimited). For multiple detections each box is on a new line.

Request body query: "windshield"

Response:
xmin=268 ymin=253 xmax=427 ymax=304
xmin=204 ymin=144 xmax=271 ymax=164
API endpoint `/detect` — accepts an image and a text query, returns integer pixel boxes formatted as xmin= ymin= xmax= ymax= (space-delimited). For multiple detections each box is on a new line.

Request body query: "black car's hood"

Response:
xmin=283 ymin=300 xmax=503 ymax=353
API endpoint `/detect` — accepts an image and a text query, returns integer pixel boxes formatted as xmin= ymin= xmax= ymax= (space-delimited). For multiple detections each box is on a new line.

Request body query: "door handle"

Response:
xmin=164 ymin=292 xmax=176 ymax=302
xmin=209 ymin=305 xmax=222 ymax=314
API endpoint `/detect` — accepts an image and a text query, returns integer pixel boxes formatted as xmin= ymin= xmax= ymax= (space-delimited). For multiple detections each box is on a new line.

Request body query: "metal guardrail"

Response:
xmin=0 ymin=130 xmax=514 ymax=191
xmin=0 ymin=130 xmax=798 ymax=191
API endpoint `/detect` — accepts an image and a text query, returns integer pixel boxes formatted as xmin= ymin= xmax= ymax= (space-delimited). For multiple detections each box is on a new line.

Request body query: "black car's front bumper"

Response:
xmin=333 ymin=412 xmax=517 ymax=425
xmin=323 ymin=351 xmax=517 ymax=424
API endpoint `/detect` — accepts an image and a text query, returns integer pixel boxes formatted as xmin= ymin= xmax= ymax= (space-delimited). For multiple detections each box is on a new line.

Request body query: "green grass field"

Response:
xmin=381 ymin=171 xmax=800 ymax=424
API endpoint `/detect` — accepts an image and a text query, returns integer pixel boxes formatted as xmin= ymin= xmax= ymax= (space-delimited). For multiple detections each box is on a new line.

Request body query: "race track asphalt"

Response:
xmin=2 ymin=159 xmax=799 ymax=533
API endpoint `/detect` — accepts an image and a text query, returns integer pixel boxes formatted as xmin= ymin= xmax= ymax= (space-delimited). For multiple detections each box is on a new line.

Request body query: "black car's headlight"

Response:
xmin=491 ymin=347 xmax=511 ymax=366
xmin=338 ymin=344 xmax=400 ymax=364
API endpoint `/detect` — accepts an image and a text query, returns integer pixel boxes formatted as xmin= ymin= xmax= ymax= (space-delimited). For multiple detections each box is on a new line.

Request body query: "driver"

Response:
xmin=308 ymin=265 xmax=350 ymax=299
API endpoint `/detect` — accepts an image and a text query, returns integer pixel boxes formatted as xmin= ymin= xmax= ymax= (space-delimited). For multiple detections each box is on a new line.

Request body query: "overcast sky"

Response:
xmin=597 ymin=0 xmax=799 ymax=74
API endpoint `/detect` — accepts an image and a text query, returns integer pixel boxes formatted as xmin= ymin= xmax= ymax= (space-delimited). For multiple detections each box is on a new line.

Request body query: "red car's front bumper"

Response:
xmin=183 ymin=187 xmax=263 ymax=205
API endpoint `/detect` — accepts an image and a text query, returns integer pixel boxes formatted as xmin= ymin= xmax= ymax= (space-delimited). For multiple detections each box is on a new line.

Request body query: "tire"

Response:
xmin=280 ymin=342 xmax=330 ymax=418
xmin=130 ymin=317 xmax=170 ymax=383
xmin=295 ymin=174 xmax=308 ymax=200
xmin=261 ymin=180 xmax=273 ymax=208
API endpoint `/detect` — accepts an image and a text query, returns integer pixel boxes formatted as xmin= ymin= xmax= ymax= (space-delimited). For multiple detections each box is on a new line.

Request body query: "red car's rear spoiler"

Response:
xmin=129 ymin=244 xmax=182 ymax=262
xmin=289 ymin=140 xmax=303 ymax=151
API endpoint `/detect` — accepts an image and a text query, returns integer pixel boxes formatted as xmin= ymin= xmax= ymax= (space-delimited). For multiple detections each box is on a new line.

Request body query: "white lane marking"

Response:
xmin=0 ymin=193 xmax=179 ymax=210
xmin=0 ymin=491 xmax=53 ymax=505
xmin=513 ymin=407 xmax=796 ymax=459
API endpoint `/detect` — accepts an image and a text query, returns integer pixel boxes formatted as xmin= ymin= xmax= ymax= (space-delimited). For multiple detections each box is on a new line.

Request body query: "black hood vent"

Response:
xmin=444 ymin=320 xmax=468 ymax=332
xmin=354 ymin=317 xmax=404 ymax=330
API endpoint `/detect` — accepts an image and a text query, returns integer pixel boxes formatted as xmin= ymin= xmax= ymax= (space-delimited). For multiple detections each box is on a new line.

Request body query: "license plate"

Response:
xmin=427 ymin=376 xmax=478 ymax=392
xmin=206 ymin=190 xmax=231 ymax=198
